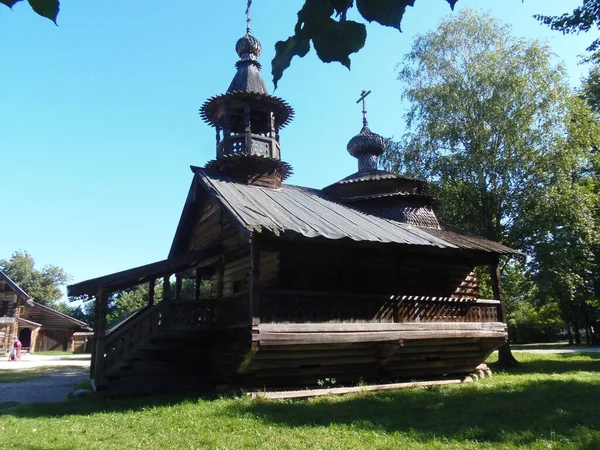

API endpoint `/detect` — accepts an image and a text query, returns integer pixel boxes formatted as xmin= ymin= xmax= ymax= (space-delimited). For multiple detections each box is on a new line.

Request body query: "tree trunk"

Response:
xmin=591 ymin=320 xmax=600 ymax=345
xmin=585 ymin=323 xmax=591 ymax=346
xmin=566 ymin=323 xmax=574 ymax=346
xmin=490 ymin=257 xmax=519 ymax=367
xmin=572 ymin=308 xmax=582 ymax=346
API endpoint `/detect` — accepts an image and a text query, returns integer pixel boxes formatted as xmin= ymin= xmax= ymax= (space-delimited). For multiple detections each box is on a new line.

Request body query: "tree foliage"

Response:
xmin=383 ymin=9 xmax=600 ymax=349
xmin=385 ymin=9 xmax=569 ymax=246
xmin=535 ymin=0 xmax=600 ymax=62
xmin=0 ymin=250 xmax=70 ymax=306
xmin=522 ymin=94 xmax=600 ymax=344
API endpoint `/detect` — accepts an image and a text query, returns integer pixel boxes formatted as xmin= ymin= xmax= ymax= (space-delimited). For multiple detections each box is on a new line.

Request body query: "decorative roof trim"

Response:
xmin=200 ymin=91 xmax=295 ymax=128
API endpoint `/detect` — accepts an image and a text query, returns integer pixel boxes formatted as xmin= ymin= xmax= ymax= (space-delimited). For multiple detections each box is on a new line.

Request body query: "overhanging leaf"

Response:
xmin=295 ymin=0 xmax=334 ymax=36
xmin=0 ymin=0 xmax=23 ymax=8
xmin=330 ymin=0 xmax=353 ymax=17
xmin=272 ymin=36 xmax=311 ymax=88
xmin=446 ymin=0 xmax=458 ymax=9
xmin=356 ymin=0 xmax=415 ymax=31
xmin=312 ymin=19 xmax=366 ymax=68
xmin=27 ymin=0 xmax=59 ymax=23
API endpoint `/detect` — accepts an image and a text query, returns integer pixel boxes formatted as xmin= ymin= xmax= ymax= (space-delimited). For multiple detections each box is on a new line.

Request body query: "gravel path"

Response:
xmin=0 ymin=354 xmax=90 ymax=371
xmin=0 ymin=369 xmax=88 ymax=404
xmin=0 ymin=354 xmax=91 ymax=404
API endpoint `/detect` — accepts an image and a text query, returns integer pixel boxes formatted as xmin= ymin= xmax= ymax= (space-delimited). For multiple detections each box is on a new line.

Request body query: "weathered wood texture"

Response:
xmin=236 ymin=328 xmax=504 ymax=387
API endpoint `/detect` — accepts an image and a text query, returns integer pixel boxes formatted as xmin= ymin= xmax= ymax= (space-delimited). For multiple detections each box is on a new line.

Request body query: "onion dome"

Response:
xmin=227 ymin=32 xmax=268 ymax=94
xmin=324 ymin=90 xmax=438 ymax=228
xmin=347 ymin=125 xmax=388 ymax=172
xmin=235 ymin=33 xmax=262 ymax=63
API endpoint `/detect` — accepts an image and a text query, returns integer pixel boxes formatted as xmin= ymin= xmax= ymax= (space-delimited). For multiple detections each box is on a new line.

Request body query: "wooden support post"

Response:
xmin=195 ymin=268 xmax=202 ymax=301
xmin=163 ymin=275 xmax=171 ymax=302
xmin=93 ymin=288 xmax=109 ymax=387
xmin=490 ymin=256 xmax=519 ymax=367
xmin=162 ymin=275 xmax=172 ymax=331
xmin=89 ymin=295 xmax=99 ymax=377
xmin=250 ymin=235 xmax=262 ymax=327
xmin=148 ymin=278 xmax=156 ymax=307
xmin=489 ymin=257 xmax=506 ymax=323
xmin=175 ymin=275 xmax=182 ymax=301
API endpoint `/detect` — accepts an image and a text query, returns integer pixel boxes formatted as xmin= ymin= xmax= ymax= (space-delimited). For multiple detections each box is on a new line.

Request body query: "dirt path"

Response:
xmin=0 ymin=354 xmax=90 ymax=371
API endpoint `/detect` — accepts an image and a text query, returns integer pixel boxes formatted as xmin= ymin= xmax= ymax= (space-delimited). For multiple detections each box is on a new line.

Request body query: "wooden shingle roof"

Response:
xmin=193 ymin=167 xmax=518 ymax=256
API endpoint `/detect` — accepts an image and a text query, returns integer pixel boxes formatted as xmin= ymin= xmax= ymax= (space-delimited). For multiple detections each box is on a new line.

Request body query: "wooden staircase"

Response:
xmin=92 ymin=294 xmax=250 ymax=396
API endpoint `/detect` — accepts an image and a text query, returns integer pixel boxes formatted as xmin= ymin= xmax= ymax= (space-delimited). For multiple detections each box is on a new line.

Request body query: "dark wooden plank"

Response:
xmin=258 ymin=322 xmax=506 ymax=333
xmin=256 ymin=330 xmax=507 ymax=345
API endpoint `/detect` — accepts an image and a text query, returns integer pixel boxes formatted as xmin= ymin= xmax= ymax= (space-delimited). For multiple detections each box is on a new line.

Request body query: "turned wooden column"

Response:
xmin=148 ymin=278 xmax=156 ymax=307
xmin=93 ymin=288 xmax=109 ymax=385
xmin=175 ymin=274 xmax=182 ymax=301
xmin=162 ymin=275 xmax=172 ymax=330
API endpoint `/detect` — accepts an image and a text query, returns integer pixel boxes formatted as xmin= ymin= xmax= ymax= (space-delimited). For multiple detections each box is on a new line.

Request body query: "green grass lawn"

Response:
xmin=511 ymin=343 xmax=595 ymax=351
xmin=0 ymin=366 xmax=87 ymax=383
xmin=1 ymin=353 xmax=599 ymax=449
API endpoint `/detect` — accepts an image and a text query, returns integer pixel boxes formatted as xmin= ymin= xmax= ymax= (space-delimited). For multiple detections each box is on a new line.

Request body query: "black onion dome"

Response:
xmin=347 ymin=125 xmax=388 ymax=159
xmin=235 ymin=33 xmax=262 ymax=61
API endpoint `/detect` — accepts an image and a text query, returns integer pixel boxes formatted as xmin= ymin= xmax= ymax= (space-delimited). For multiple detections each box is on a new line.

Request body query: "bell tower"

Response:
xmin=200 ymin=4 xmax=294 ymax=188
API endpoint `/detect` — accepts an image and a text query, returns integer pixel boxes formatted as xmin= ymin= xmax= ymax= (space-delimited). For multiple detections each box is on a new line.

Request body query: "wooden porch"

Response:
xmin=88 ymin=285 xmax=505 ymax=393
xmin=68 ymin=237 xmax=509 ymax=395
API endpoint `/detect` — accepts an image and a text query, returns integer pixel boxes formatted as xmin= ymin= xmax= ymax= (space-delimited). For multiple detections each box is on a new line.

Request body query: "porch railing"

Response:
xmin=95 ymin=289 xmax=499 ymax=384
xmin=170 ymin=291 xmax=250 ymax=331
xmin=260 ymin=290 xmax=501 ymax=324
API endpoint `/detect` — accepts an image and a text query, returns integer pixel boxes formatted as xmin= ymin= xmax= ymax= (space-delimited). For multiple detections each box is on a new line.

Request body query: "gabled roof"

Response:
xmin=0 ymin=269 xmax=31 ymax=300
xmin=191 ymin=167 xmax=518 ymax=256
xmin=26 ymin=301 xmax=91 ymax=330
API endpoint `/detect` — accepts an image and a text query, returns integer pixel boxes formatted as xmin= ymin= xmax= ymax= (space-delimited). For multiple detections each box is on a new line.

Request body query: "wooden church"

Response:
xmin=68 ymin=23 xmax=517 ymax=395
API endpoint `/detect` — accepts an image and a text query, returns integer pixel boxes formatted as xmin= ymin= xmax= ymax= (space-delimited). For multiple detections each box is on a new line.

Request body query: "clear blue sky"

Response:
xmin=0 ymin=0 xmax=594 ymax=300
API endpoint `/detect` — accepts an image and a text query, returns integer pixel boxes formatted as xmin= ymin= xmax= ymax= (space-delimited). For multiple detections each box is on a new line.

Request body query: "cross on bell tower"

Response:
xmin=347 ymin=90 xmax=387 ymax=172
xmin=356 ymin=89 xmax=371 ymax=127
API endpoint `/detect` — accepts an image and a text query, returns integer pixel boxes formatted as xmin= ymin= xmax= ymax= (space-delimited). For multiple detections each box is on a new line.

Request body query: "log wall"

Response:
xmin=278 ymin=242 xmax=478 ymax=297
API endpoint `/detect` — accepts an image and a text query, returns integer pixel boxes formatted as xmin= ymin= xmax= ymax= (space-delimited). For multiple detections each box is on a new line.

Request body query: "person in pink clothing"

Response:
xmin=9 ymin=337 xmax=21 ymax=361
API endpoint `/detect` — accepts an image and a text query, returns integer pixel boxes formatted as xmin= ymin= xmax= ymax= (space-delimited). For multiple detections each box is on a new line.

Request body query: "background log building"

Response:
xmin=0 ymin=270 xmax=91 ymax=353
xmin=68 ymin=24 xmax=518 ymax=395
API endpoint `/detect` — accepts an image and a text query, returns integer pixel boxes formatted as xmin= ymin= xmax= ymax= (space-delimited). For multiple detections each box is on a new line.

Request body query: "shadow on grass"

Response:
xmin=232 ymin=378 xmax=600 ymax=447
xmin=2 ymin=354 xmax=600 ymax=447
xmin=491 ymin=352 xmax=600 ymax=375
